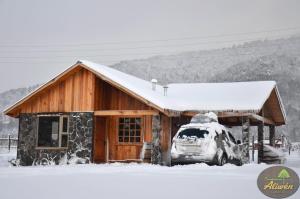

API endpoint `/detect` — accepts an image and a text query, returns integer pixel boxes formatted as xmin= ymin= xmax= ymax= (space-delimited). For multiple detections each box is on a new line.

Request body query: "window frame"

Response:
xmin=36 ymin=115 xmax=69 ymax=150
xmin=117 ymin=116 xmax=144 ymax=145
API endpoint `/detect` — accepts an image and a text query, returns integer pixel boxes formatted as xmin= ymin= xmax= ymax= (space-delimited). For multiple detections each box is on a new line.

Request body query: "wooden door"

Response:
xmin=93 ymin=117 xmax=106 ymax=163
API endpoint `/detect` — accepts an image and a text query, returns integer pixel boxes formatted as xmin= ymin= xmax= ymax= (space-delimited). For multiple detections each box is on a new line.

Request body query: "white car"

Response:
xmin=171 ymin=113 xmax=243 ymax=166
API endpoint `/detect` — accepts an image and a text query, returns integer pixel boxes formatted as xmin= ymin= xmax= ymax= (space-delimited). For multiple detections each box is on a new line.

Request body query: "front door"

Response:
xmin=93 ymin=117 xmax=106 ymax=163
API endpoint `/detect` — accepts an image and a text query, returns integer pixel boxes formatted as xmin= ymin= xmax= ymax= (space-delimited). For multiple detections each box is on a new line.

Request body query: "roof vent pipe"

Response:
xmin=163 ymin=85 xmax=168 ymax=96
xmin=151 ymin=79 xmax=158 ymax=91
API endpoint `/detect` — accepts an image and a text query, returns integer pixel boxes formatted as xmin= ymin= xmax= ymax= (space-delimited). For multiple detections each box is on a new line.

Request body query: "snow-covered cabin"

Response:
xmin=4 ymin=60 xmax=286 ymax=166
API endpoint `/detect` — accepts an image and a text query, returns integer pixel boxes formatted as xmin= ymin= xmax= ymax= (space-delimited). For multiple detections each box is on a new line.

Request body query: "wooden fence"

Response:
xmin=0 ymin=135 xmax=18 ymax=151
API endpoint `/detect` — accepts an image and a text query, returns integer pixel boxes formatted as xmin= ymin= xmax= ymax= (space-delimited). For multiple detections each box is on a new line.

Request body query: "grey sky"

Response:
xmin=0 ymin=0 xmax=300 ymax=92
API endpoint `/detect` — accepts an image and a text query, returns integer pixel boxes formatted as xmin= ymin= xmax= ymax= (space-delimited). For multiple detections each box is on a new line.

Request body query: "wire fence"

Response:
xmin=0 ymin=135 xmax=18 ymax=152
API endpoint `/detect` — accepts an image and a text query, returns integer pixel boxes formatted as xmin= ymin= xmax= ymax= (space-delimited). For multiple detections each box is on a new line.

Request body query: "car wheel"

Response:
xmin=236 ymin=159 xmax=243 ymax=166
xmin=218 ymin=154 xmax=227 ymax=166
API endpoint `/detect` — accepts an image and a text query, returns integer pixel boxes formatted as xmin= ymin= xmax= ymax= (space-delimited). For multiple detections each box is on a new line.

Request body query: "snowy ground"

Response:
xmin=0 ymin=151 xmax=299 ymax=199
xmin=0 ymin=148 xmax=16 ymax=167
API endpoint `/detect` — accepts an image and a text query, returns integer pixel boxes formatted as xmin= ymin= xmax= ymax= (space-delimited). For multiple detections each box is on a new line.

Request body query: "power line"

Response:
xmin=0 ymin=26 xmax=299 ymax=48
xmin=0 ymin=51 xmax=288 ymax=65
xmin=0 ymin=40 xmax=296 ymax=59
xmin=0 ymin=35 xmax=297 ymax=55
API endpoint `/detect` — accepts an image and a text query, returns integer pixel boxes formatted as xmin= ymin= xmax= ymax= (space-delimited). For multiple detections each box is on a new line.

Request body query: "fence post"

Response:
xmin=8 ymin=134 xmax=11 ymax=152
xmin=252 ymin=135 xmax=255 ymax=162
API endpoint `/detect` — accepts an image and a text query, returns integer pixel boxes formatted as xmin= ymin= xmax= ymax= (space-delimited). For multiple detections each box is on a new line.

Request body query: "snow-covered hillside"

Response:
xmin=0 ymin=85 xmax=38 ymax=136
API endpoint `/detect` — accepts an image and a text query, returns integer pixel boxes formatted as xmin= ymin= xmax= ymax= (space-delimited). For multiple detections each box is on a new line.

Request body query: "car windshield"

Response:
xmin=190 ymin=115 xmax=216 ymax=123
xmin=177 ymin=128 xmax=209 ymax=139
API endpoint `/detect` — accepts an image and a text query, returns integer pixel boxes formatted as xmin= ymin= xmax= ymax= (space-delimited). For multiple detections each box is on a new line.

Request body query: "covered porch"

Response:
xmin=92 ymin=110 xmax=159 ymax=163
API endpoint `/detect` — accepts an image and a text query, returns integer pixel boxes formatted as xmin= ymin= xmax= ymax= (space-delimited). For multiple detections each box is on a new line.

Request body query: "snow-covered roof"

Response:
xmin=80 ymin=60 xmax=281 ymax=113
xmin=3 ymin=60 xmax=286 ymax=123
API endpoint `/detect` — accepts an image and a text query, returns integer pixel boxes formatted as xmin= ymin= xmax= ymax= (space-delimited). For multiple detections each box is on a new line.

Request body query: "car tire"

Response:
xmin=236 ymin=159 xmax=243 ymax=166
xmin=218 ymin=154 xmax=227 ymax=166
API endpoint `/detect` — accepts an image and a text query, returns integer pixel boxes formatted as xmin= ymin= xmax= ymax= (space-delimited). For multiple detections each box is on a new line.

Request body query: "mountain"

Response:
xmin=111 ymin=36 xmax=300 ymax=85
xmin=0 ymin=86 xmax=38 ymax=136
xmin=1 ymin=36 xmax=300 ymax=140
xmin=211 ymin=54 xmax=300 ymax=141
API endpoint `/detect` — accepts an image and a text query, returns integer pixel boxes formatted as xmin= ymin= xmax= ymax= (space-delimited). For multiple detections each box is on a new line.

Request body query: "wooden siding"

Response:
xmin=93 ymin=117 xmax=106 ymax=163
xmin=93 ymin=77 xmax=155 ymax=162
xmin=18 ymin=68 xmax=95 ymax=114
xmin=263 ymin=89 xmax=285 ymax=125
xmin=94 ymin=78 xmax=154 ymax=111
xmin=104 ymin=116 xmax=152 ymax=161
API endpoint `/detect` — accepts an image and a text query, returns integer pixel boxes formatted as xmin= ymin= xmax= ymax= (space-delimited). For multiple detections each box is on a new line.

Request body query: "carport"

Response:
xmin=170 ymin=81 xmax=286 ymax=164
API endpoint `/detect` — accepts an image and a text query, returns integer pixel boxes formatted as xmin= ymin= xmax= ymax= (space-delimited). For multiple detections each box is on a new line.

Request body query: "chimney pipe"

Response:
xmin=151 ymin=79 xmax=158 ymax=91
xmin=163 ymin=85 xmax=168 ymax=96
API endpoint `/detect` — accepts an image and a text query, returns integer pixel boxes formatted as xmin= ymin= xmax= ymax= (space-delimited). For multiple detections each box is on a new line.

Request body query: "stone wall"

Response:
xmin=17 ymin=112 xmax=93 ymax=166
xmin=151 ymin=115 xmax=162 ymax=165
xmin=68 ymin=112 xmax=93 ymax=164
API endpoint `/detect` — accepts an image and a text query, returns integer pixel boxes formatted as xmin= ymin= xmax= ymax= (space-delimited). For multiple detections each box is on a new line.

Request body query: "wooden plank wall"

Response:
xmin=93 ymin=117 xmax=106 ymax=163
xmin=93 ymin=78 xmax=154 ymax=161
xmin=94 ymin=79 xmax=154 ymax=111
xmin=263 ymin=89 xmax=285 ymax=125
xmin=104 ymin=115 xmax=152 ymax=161
xmin=19 ymin=68 xmax=95 ymax=113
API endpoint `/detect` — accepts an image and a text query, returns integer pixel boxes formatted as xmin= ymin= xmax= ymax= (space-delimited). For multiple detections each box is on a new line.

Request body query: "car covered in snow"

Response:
xmin=171 ymin=112 xmax=242 ymax=166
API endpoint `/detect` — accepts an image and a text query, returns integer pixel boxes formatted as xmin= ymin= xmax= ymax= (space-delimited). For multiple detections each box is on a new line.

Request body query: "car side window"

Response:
xmin=228 ymin=132 xmax=237 ymax=144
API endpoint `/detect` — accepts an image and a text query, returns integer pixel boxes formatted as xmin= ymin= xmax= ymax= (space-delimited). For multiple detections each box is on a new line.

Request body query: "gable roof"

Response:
xmin=3 ymin=60 xmax=286 ymax=124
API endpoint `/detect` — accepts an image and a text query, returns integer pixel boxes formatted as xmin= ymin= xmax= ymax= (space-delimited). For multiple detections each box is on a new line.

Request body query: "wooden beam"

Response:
xmin=250 ymin=114 xmax=275 ymax=125
xmin=164 ymin=109 xmax=181 ymax=117
xmin=183 ymin=111 xmax=254 ymax=118
xmin=94 ymin=110 xmax=159 ymax=116
xmin=183 ymin=111 xmax=275 ymax=125
xmin=181 ymin=111 xmax=199 ymax=117
xmin=218 ymin=112 xmax=252 ymax=118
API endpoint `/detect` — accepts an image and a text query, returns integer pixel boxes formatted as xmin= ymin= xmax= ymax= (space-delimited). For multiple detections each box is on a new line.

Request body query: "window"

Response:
xmin=37 ymin=116 xmax=69 ymax=148
xmin=177 ymin=128 xmax=209 ymax=139
xmin=118 ymin=118 xmax=142 ymax=143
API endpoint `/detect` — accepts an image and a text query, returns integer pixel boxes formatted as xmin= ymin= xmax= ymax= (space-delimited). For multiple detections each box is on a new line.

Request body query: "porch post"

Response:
xmin=257 ymin=122 xmax=264 ymax=164
xmin=269 ymin=125 xmax=275 ymax=147
xmin=241 ymin=117 xmax=250 ymax=164
xmin=151 ymin=114 xmax=162 ymax=164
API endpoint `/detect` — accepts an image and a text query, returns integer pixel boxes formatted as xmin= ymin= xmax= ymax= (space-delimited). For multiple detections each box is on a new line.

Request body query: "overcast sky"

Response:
xmin=0 ymin=0 xmax=300 ymax=92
